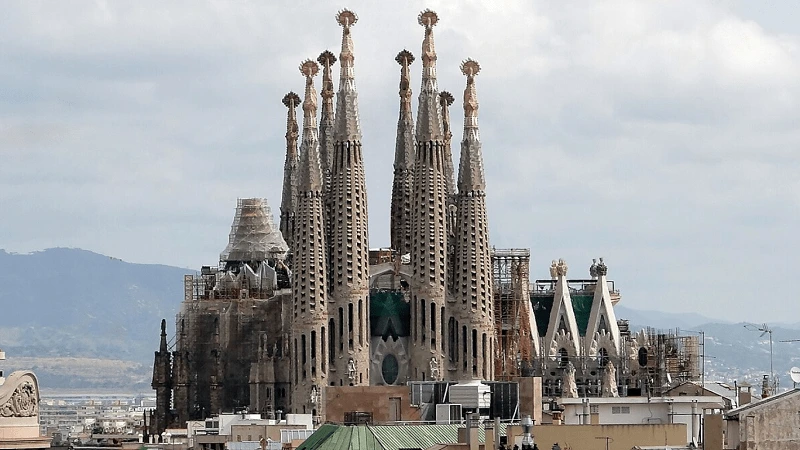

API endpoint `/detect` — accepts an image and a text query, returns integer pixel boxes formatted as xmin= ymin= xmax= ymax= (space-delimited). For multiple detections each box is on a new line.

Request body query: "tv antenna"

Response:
xmin=745 ymin=323 xmax=775 ymax=392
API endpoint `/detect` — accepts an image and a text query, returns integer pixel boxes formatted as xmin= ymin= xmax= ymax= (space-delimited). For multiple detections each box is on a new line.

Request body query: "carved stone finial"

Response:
xmin=549 ymin=260 xmax=558 ymax=279
xmin=282 ymin=92 xmax=301 ymax=109
xmin=460 ymin=58 xmax=481 ymax=77
xmin=299 ymin=60 xmax=320 ymax=121
xmin=418 ymin=9 xmax=439 ymax=28
xmin=160 ymin=319 xmax=166 ymax=334
xmin=299 ymin=59 xmax=320 ymax=79
xmin=396 ymin=50 xmax=414 ymax=114
xmin=336 ymin=9 xmax=358 ymax=28
xmin=556 ymin=258 xmax=568 ymax=277
xmin=439 ymin=91 xmax=454 ymax=107
xmin=317 ymin=50 xmax=337 ymax=67
xmin=461 ymin=59 xmax=481 ymax=134
xmin=317 ymin=50 xmax=337 ymax=103
xmin=589 ymin=258 xmax=598 ymax=279
xmin=395 ymin=49 xmax=415 ymax=66
xmin=596 ymin=257 xmax=608 ymax=277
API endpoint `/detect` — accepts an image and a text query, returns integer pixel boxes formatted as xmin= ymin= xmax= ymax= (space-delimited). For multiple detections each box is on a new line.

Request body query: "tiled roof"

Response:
xmin=297 ymin=423 xmax=507 ymax=450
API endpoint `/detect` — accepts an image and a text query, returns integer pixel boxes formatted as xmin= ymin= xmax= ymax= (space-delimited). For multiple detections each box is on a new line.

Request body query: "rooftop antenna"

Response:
xmin=745 ymin=323 xmax=775 ymax=393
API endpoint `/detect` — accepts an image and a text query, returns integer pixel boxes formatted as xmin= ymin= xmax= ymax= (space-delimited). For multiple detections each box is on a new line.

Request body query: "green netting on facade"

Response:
xmin=531 ymin=294 xmax=554 ymax=337
xmin=571 ymin=295 xmax=594 ymax=337
xmin=369 ymin=290 xmax=410 ymax=339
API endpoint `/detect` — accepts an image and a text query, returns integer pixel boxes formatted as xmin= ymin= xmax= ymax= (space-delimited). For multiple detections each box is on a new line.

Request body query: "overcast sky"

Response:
xmin=1 ymin=1 xmax=798 ymax=323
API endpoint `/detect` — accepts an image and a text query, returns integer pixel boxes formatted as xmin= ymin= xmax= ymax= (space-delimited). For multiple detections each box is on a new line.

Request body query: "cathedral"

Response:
xmin=151 ymin=8 xmax=699 ymax=435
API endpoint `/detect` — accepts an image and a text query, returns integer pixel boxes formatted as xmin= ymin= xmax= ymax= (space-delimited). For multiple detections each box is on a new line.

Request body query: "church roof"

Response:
xmin=297 ymin=424 xmax=507 ymax=450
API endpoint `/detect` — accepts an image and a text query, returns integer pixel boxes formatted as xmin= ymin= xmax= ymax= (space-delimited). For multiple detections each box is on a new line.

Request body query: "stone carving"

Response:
xmin=549 ymin=260 xmax=558 ymax=280
xmin=595 ymin=257 xmax=607 ymax=276
xmin=562 ymin=361 xmax=578 ymax=398
xmin=0 ymin=380 xmax=38 ymax=417
xmin=556 ymin=259 xmax=568 ymax=277
xmin=589 ymin=258 xmax=598 ymax=279
xmin=347 ymin=358 xmax=357 ymax=381
xmin=601 ymin=361 xmax=619 ymax=397
xmin=310 ymin=386 xmax=318 ymax=404
xmin=429 ymin=357 xmax=440 ymax=381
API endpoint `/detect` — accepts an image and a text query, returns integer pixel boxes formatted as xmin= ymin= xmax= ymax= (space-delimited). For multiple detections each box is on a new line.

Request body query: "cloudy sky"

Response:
xmin=1 ymin=1 xmax=798 ymax=322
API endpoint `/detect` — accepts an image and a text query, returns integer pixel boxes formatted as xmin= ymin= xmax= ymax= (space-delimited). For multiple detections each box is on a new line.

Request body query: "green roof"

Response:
xmin=531 ymin=293 xmax=595 ymax=337
xmin=296 ymin=424 xmax=338 ymax=450
xmin=571 ymin=294 xmax=593 ymax=337
xmin=531 ymin=294 xmax=554 ymax=337
xmin=298 ymin=424 xmax=507 ymax=450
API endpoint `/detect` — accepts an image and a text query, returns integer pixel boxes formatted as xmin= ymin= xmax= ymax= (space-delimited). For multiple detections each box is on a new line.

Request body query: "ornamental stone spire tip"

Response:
xmin=334 ymin=9 xmax=362 ymax=142
xmin=317 ymin=50 xmax=337 ymax=188
xmin=396 ymin=50 xmax=414 ymax=115
xmin=298 ymin=60 xmax=323 ymax=192
xmin=416 ymin=9 xmax=443 ymax=142
xmin=458 ymin=58 xmax=485 ymax=191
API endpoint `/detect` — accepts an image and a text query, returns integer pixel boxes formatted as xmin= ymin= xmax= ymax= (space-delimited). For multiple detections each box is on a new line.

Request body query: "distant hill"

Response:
xmin=2 ymin=247 xmax=800 ymax=392
xmin=0 ymin=248 xmax=187 ymax=364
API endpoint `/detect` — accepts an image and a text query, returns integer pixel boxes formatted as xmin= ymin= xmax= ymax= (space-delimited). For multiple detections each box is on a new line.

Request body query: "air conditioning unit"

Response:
xmin=436 ymin=404 xmax=462 ymax=424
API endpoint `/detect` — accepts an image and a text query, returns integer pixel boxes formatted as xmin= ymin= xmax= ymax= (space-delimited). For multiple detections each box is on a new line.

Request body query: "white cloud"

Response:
xmin=1 ymin=0 xmax=798 ymax=322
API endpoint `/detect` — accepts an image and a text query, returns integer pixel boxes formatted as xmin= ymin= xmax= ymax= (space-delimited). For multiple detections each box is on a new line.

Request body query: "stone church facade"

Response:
xmin=150 ymin=8 xmax=698 ymax=436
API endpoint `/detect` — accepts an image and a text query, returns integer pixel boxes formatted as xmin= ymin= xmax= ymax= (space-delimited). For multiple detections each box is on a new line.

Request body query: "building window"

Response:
xmin=611 ymin=406 xmax=630 ymax=414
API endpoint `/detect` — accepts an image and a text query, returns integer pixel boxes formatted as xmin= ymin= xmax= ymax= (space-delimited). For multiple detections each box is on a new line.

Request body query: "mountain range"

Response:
xmin=1 ymin=248 xmax=799 ymax=392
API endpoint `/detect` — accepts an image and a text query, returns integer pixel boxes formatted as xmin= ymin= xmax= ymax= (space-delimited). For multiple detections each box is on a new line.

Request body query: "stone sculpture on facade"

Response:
xmin=602 ymin=361 xmax=619 ymax=397
xmin=549 ymin=260 xmax=558 ymax=279
xmin=556 ymin=259 xmax=568 ymax=277
xmin=429 ymin=357 xmax=440 ymax=381
xmin=347 ymin=358 xmax=357 ymax=382
xmin=589 ymin=258 xmax=598 ymax=279
xmin=596 ymin=257 xmax=608 ymax=276
xmin=562 ymin=361 xmax=578 ymax=398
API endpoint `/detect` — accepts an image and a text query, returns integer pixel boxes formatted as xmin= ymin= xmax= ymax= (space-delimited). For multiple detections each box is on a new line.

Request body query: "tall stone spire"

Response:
xmin=279 ymin=92 xmax=300 ymax=249
xmin=453 ymin=59 xmax=494 ymax=380
xmin=151 ymin=319 xmax=172 ymax=435
xmin=440 ymin=91 xmax=457 ymax=201
xmin=416 ymin=9 xmax=444 ymax=142
xmin=390 ymin=49 xmax=415 ymax=255
xmin=409 ymin=9 xmax=449 ymax=381
xmin=317 ymin=50 xmax=337 ymax=194
xmin=291 ymin=60 xmax=329 ymax=415
xmin=328 ymin=9 xmax=370 ymax=387
xmin=440 ymin=90 xmax=458 ymax=295
xmin=334 ymin=10 xmax=362 ymax=141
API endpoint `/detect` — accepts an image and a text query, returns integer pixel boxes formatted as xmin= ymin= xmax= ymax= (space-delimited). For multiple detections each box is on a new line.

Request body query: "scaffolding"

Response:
xmin=491 ymin=248 xmax=533 ymax=379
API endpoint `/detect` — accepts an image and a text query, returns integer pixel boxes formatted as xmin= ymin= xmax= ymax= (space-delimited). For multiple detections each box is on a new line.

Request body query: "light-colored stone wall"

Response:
xmin=511 ymin=424 xmax=687 ymax=450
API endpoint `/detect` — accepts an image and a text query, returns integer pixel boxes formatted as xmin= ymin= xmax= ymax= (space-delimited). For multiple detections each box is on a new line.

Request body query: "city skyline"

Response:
xmin=1 ymin=0 xmax=798 ymax=323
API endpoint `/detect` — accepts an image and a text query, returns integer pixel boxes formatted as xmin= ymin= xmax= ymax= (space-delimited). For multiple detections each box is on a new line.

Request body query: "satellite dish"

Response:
xmin=789 ymin=367 xmax=800 ymax=384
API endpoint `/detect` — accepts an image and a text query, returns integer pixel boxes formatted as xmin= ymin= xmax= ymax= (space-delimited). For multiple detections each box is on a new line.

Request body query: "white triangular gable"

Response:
xmin=544 ymin=274 xmax=581 ymax=357
xmin=521 ymin=293 xmax=541 ymax=358
xmin=585 ymin=274 xmax=621 ymax=355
